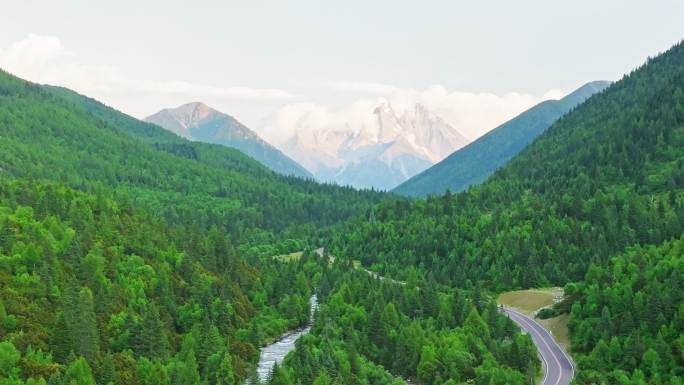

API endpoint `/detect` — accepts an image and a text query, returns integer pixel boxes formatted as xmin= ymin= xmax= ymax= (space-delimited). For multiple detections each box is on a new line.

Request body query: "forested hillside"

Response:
xmin=0 ymin=69 xmax=390 ymax=384
xmin=332 ymin=41 xmax=684 ymax=287
xmin=266 ymin=251 xmax=539 ymax=385
xmin=329 ymin=41 xmax=684 ymax=385
xmin=0 ymin=178 xmax=316 ymax=384
xmin=0 ymin=70 xmax=388 ymax=240
xmin=145 ymin=102 xmax=314 ymax=179
xmin=568 ymin=236 xmax=684 ymax=384
xmin=393 ymin=81 xmax=610 ymax=197
xmin=1 ymin=32 xmax=683 ymax=385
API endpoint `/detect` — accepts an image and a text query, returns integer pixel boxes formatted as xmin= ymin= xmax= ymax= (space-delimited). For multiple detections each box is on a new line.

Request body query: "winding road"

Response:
xmin=502 ymin=308 xmax=574 ymax=385
xmin=315 ymin=249 xmax=572 ymax=384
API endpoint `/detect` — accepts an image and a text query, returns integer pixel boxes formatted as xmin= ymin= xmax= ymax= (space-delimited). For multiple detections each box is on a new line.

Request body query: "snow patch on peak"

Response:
xmin=279 ymin=102 xmax=471 ymax=189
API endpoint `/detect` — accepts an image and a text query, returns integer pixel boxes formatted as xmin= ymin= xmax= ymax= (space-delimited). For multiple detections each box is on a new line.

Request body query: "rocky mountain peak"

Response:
xmin=145 ymin=103 xmax=313 ymax=179
xmin=278 ymin=102 xmax=471 ymax=189
xmin=163 ymin=102 xmax=218 ymax=129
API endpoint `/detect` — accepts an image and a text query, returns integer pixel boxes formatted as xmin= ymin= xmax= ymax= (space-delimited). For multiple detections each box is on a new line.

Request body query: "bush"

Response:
xmin=535 ymin=308 xmax=558 ymax=319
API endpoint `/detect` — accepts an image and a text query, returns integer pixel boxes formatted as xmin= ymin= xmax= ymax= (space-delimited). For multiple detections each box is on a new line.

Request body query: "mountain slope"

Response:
xmin=329 ymin=40 xmax=684 ymax=385
xmin=568 ymin=236 xmax=684 ymax=384
xmin=0 ymin=69 xmax=387 ymax=236
xmin=335 ymin=40 xmax=684 ymax=289
xmin=281 ymin=102 xmax=470 ymax=190
xmin=43 ymin=85 xmax=276 ymax=179
xmin=146 ymin=102 xmax=313 ymax=179
xmin=0 ymin=177 xmax=317 ymax=385
xmin=0 ymin=67 xmax=391 ymax=384
xmin=393 ymin=81 xmax=610 ymax=197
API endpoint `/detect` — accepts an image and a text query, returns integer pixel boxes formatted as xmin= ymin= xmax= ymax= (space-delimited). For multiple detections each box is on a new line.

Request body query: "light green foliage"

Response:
xmin=1 ymin=27 xmax=684 ymax=385
xmin=570 ymin=237 xmax=684 ymax=384
xmin=312 ymin=372 xmax=331 ymax=385
xmin=0 ymin=161 xmax=354 ymax=383
xmin=0 ymin=341 xmax=20 ymax=379
xmin=62 ymin=358 xmax=96 ymax=385
xmin=325 ymin=40 xmax=684 ymax=385
xmin=0 ymin=64 xmax=386 ymax=384
xmin=331 ymin=42 xmax=684 ymax=291
xmin=214 ymin=352 xmax=235 ymax=385
xmin=273 ymin=261 xmax=539 ymax=385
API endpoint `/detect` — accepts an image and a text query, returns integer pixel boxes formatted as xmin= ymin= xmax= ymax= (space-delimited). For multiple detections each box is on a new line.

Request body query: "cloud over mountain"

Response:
xmin=261 ymin=85 xmax=565 ymax=144
xmin=0 ymin=34 xmax=295 ymax=116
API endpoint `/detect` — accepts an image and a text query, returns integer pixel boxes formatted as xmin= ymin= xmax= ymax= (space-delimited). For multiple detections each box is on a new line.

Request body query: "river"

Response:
xmin=248 ymin=294 xmax=318 ymax=384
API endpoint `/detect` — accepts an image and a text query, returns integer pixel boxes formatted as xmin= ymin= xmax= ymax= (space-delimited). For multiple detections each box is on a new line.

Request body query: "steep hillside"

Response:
xmin=568 ymin=236 xmax=684 ymax=384
xmin=44 ymin=85 xmax=273 ymax=177
xmin=146 ymin=103 xmax=313 ymax=179
xmin=0 ymin=70 xmax=387 ymax=238
xmin=333 ymin=41 xmax=684 ymax=287
xmin=0 ymin=69 xmax=391 ymax=385
xmin=0 ymin=178 xmax=314 ymax=384
xmin=272 ymin=255 xmax=540 ymax=385
xmin=394 ymin=81 xmax=610 ymax=197
xmin=329 ymin=40 xmax=684 ymax=385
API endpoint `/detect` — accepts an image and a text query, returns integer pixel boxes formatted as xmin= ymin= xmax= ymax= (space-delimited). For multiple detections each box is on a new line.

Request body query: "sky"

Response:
xmin=1 ymin=0 xmax=683 ymax=141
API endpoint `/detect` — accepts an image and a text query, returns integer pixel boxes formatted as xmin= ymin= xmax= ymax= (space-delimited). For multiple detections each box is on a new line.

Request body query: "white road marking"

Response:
xmin=504 ymin=308 xmax=573 ymax=385
xmin=507 ymin=308 xmax=575 ymax=382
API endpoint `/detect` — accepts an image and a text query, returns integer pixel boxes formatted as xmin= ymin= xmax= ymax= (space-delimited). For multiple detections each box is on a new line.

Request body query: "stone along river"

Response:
xmin=248 ymin=294 xmax=318 ymax=384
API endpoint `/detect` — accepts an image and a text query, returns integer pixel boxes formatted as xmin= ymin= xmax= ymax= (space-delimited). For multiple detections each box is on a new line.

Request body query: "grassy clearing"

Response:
xmin=538 ymin=314 xmax=571 ymax=349
xmin=273 ymin=251 xmax=303 ymax=262
xmin=496 ymin=287 xmax=562 ymax=314
xmin=497 ymin=287 xmax=571 ymax=350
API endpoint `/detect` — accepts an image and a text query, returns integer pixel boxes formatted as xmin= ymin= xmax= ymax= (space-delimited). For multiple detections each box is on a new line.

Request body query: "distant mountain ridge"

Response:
xmin=146 ymin=102 xmax=313 ymax=179
xmin=393 ymin=80 xmax=611 ymax=197
xmin=281 ymin=102 xmax=470 ymax=190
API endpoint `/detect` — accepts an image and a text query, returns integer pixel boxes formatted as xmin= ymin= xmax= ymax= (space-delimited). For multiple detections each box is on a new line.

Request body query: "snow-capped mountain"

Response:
xmin=279 ymin=102 xmax=470 ymax=190
xmin=145 ymin=102 xmax=312 ymax=179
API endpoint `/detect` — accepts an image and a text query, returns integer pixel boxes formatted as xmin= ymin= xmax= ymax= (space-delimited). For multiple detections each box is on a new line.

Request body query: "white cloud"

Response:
xmin=0 ymin=34 xmax=295 ymax=107
xmin=0 ymin=34 xmax=68 ymax=71
xmin=262 ymin=84 xmax=567 ymax=143
xmin=326 ymin=81 xmax=399 ymax=94
xmin=125 ymin=79 xmax=294 ymax=100
xmin=0 ymin=34 xmax=568 ymax=142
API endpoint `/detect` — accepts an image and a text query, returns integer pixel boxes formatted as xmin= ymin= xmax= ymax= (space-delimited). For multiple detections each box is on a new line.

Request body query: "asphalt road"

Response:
xmin=502 ymin=308 xmax=575 ymax=385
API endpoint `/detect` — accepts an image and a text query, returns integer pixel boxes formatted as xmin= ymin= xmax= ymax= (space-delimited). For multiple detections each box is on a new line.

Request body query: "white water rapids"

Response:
xmin=248 ymin=294 xmax=318 ymax=384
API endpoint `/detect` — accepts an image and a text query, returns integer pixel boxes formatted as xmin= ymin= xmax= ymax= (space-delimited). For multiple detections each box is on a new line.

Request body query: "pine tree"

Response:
xmin=173 ymin=349 xmax=201 ymax=385
xmin=417 ymin=344 xmax=439 ymax=385
xmin=134 ymin=305 xmax=169 ymax=360
xmin=215 ymin=351 xmax=235 ymax=385
xmin=312 ymin=371 xmax=331 ymax=385
xmin=0 ymin=341 xmax=21 ymax=379
xmin=346 ymin=343 xmax=360 ymax=385
xmin=73 ymin=288 xmax=100 ymax=364
xmin=0 ymin=219 xmax=13 ymax=252
xmin=51 ymin=312 xmax=73 ymax=363
xmin=95 ymin=354 xmax=116 ymax=385
xmin=62 ymin=357 xmax=96 ymax=385
xmin=464 ymin=306 xmax=491 ymax=342
xmin=63 ymin=234 xmax=83 ymax=267
xmin=0 ymin=301 xmax=7 ymax=337
xmin=198 ymin=318 xmax=226 ymax=375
